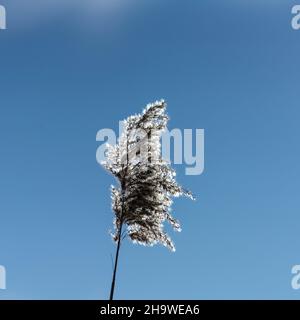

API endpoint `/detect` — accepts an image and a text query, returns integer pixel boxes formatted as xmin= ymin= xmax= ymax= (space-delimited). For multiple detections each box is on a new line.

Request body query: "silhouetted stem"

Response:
xmin=109 ymin=218 xmax=123 ymax=300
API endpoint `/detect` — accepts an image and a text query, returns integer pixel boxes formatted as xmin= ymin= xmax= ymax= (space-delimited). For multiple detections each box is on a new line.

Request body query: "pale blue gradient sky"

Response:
xmin=0 ymin=0 xmax=300 ymax=299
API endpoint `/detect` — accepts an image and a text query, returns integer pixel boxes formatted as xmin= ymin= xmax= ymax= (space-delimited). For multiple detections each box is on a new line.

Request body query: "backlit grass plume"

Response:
xmin=101 ymin=100 xmax=194 ymax=299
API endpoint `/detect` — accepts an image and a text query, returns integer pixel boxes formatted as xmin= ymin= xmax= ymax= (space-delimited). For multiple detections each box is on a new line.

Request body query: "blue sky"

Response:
xmin=0 ymin=0 xmax=300 ymax=299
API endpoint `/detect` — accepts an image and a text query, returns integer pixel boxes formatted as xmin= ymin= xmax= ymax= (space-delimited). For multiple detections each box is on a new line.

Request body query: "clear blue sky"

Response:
xmin=1 ymin=0 xmax=300 ymax=299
